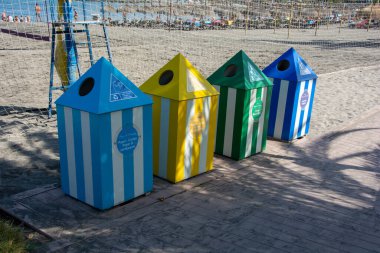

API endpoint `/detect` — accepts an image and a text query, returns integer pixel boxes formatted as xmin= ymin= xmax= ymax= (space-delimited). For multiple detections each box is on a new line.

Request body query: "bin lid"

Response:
xmin=140 ymin=53 xmax=219 ymax=101
xmin=207 ymin=50 xmax=272 ymax=90
xmin=56 ymin=57 xmax=153 ymax=114
xmin=263 ymin=48 xmax=318 ymax=82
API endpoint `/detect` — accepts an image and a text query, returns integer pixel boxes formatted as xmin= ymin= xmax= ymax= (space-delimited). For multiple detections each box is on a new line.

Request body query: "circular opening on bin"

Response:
xmin=277 ymin=60 xmax=290 ymax=71
xmin=79 ymin=77 xmax=95 ymax=96
xmin=159 ymin=70 xmax=174 ymax=85
xmin=223 ymin=64 xmax=238 ymax=77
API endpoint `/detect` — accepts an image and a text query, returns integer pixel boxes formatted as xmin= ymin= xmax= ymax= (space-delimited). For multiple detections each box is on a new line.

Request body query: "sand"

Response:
xmin=0 ymin=23 xmax=379 ymax=198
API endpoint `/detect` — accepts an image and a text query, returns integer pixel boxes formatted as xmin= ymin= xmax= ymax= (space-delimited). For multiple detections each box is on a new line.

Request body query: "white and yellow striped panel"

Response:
xmin=151 ymin=95 xmax=218 ymax=183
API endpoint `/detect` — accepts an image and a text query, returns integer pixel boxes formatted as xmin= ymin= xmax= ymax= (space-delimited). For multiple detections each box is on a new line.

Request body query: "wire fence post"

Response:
xmin=327 ymin=0 xmax=331 ymax=30
xmin=274 ymin=1 xmax=277 ymax=34
xmin=169 ymin=0 xmax=172 ymax=32
xmin=315 ymin=2 xmax=320 ymax=36
xmin=245 ymin=0 xmax=248 ymax=35
xmin=339 ymin=1 xmax=344 ymax=34
xmin=367 ymin=0 xmax=373 ymax=32
xmin=287 ymin=1 xmax=293 ymax=39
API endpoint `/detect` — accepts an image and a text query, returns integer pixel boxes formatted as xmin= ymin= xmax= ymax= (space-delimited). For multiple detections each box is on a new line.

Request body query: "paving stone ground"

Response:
xmin=1 ymin=106 xmax=379 ymax=253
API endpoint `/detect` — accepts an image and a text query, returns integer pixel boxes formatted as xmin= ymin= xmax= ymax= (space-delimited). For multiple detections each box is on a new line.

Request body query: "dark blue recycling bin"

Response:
xmin=263 ymin=48 xmax=318 ymax=142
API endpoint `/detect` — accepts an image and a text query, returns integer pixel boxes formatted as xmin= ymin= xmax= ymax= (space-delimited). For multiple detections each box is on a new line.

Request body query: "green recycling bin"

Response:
xmin=208 ymin=50 xmax=273 ymax=160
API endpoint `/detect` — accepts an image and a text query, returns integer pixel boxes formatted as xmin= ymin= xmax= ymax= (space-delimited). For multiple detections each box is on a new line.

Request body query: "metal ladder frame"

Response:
xmin=48 ymin=0 xmax=113 ymax=118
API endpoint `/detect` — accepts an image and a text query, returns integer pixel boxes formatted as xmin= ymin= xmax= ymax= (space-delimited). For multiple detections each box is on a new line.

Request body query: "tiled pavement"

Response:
xmin=1 ymin=106 xmax=379 ymax=253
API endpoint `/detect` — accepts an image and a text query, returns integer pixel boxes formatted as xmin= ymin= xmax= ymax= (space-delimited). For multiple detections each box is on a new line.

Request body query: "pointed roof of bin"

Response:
xmin=263 ymin=47 xmax=318 ymax=82
xmin=139 ymin=53 xmax=219 ymax=101
xmin=56 ymin=57 xmax=152 ymax=114
xmin=207 ymin=50 xmax=273 ymax=90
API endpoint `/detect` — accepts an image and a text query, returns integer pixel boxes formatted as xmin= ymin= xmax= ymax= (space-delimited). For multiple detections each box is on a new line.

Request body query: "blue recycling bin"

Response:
xmin=263 ymin=48 xmax=318 ymax=142
xmin=55 ymin=57 xmax=153 ymax=210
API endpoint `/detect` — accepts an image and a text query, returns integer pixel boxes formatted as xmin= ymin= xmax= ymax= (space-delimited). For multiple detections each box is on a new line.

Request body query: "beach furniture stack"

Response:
xmin=263 ymin=48 xmax=318 ymax=142
xmin=208 ymin=50 xmax=273 ymax=160
xmin=140 ymin=53 xmax=219 ymax=183
xmin=55 ymin=57 xmax=153 ymax=210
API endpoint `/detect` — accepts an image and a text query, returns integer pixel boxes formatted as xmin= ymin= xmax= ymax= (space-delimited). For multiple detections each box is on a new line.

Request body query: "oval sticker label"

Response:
xmin=300 ymin=90 xmax=309 ymax=109
xmin=252 ymin=99 xmax=263 ymax=120
xmin=116 ymin=126 xmax=139 ymax=154
xmin=189 ymin=113 xmax=206 ymax=138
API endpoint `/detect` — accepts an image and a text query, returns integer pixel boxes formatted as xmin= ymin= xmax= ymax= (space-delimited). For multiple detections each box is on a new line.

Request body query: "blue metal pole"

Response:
xmin=48 ymin=26 xmax=56 ymax=118
xmin=63 ymin=0 xmax=77 ymax=86
xmin=101 ymin=1 xmax=105 ymax=21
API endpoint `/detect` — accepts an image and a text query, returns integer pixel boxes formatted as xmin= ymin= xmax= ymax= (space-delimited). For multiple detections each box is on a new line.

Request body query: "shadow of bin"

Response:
xmin=55 ymin=57 xmax=153 ymax=210
xmin=208 ymin=50 xmax=273 ymax=160
xmin=140 ymin=53 xmax=219 ymax=183
xmin=263 ymin=48 xmax=318 ymax=142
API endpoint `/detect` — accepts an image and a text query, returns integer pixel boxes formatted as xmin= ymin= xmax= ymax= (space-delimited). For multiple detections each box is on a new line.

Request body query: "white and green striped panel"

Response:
xmin=214 ymin=86 xmax=270 ymax=160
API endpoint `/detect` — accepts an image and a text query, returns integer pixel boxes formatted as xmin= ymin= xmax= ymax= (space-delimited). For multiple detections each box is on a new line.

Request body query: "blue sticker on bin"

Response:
xmin=300 ymin=90 xmax=309 ymax=109
xmin=110 ymin=74 xmax=137 ymax=102
xmin=298 ymin=58 xmax=312 ymax=76
xmin=117 ymin=127 xmax=139 ymax=154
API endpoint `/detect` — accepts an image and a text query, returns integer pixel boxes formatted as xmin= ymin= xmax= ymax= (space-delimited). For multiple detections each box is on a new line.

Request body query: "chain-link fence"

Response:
xmin=0 ymin=0 xmax=379 ymax=195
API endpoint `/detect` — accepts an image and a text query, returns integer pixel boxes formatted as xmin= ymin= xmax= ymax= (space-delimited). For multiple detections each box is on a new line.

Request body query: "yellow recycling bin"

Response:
xmin=140 ymin=53 xmax=219 ymax=183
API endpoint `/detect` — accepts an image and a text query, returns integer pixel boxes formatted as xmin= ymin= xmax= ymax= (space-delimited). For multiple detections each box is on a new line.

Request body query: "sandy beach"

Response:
xmin=0 ymin=24 xmax=379 ymax=198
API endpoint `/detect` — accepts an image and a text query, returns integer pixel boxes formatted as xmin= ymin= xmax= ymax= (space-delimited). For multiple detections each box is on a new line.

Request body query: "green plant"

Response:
xmin=0 ymin=219 xmax=28 ymax=253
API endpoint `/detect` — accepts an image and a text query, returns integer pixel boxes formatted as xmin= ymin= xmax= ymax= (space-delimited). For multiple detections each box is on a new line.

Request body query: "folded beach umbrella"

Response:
xmin=140 ymin=53 xmax=219 ymax=183
xmin=208 ymin=50 xmax=273 ymax=160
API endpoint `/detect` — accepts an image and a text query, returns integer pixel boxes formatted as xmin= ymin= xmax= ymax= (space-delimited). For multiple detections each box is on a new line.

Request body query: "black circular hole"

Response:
xmin=277 ymin=60 xmax=290 ymax=71
xmin=79 ymin=77 xmax=95 ymax=96
xmin=223 ymin=64 xmax=238 ymax=77
xmin=159 ymin=70 xmax=174 ymax=85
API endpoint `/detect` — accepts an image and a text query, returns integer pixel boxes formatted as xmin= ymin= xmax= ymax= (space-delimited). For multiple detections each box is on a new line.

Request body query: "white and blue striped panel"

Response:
xmin=268 ymin=79 xmax=316 ymax=141
xmin=80 ymin=111 xmax=94 ymax=206
xmin=268 ymin=78 xmax=291 ymax=140
xmin=57 ymin=106 xmax=152 ymax=210
xmin=110 ymin=111 xmax=124 ymax=205
xmin=273 ymin=80 xmax=289 ymax=139
xmin=305 ymin=79 xmax=317 ymax=135
xmin=292 ymin=81 xmax=306 ymax=139
xmin=293 ymin=80 xmax=316 ymax=138
xmin=57 ymin=106 xmax=70 ymax=196
xmin=132 ymin=107 xmax=145 ymax=197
